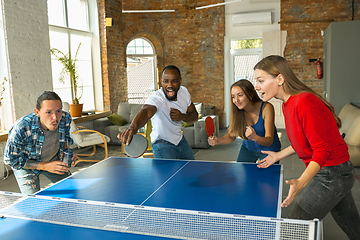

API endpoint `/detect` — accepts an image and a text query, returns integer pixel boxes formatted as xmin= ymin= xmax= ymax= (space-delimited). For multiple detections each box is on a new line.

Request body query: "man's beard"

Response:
xmin=163 ymin=88 xmax=178 ymax=101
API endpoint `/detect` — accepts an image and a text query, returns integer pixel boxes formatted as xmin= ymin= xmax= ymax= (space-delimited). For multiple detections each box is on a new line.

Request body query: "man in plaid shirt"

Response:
xmin=4 ymin=91 xmax=75 ymax=194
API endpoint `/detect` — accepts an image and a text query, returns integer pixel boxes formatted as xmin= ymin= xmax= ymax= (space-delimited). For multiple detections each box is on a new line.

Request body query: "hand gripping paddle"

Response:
xmin=205 ymin=116 xmax=215 ymax=137
xmin=124 ymin=134 xmax=148 ymax=158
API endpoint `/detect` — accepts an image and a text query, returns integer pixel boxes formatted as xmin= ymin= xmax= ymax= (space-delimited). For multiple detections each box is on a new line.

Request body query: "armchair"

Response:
xmin=338 ymin=102 xmax=360 ymax=167
xmin=63 ymin=103 xmax=111 ymax=166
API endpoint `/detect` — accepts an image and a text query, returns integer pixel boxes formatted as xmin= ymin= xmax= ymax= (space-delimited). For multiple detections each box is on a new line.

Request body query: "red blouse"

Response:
xmin=282 ymin=92 xmax=349 ymax=168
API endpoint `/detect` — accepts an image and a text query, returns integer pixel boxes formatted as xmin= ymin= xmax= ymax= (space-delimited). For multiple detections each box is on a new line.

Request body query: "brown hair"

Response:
xmin=36 ymin=91 xmax=62 ymax=110
xmin=254 ymin=55 xmax=341 ymax=128
xmin=229 ymin=79 xmax=262 ymax=139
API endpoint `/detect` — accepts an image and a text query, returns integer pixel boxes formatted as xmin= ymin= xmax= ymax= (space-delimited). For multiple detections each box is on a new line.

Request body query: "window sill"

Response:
xmin=0 ymin=111 xmax=111 ymax=142
xmin=0 ymin=131 xmax=8 ymax=142
xmin=72 ymin=111 xmax=111 ymax=124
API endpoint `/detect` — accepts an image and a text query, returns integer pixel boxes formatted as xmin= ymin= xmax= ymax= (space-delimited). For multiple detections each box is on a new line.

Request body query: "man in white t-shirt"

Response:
xmin=118 ymin=65 xmax=198 ymax=160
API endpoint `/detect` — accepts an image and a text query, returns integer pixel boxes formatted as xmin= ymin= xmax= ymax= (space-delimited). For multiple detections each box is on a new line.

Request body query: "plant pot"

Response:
xmin=69 ymin=103 xmax=83 ymax=117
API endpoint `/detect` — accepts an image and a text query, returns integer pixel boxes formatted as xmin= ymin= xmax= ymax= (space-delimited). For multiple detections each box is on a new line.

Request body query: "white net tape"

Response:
xmin=0 ymin=191 xmax=320 ymax=240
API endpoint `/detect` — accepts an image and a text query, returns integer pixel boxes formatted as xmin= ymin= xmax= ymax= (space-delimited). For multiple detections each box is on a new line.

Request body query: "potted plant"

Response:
xmin=50 ymin=42 xmax=83 ymax=117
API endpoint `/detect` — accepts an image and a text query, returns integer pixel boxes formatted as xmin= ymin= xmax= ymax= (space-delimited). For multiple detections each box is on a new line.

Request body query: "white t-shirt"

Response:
xmin=146 ymin=86 xmax=191 ymax=145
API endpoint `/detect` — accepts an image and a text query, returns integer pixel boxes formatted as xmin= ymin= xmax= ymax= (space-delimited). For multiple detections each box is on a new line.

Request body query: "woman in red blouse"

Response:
xmin=254 ymin=55 xmax=360 ymax=240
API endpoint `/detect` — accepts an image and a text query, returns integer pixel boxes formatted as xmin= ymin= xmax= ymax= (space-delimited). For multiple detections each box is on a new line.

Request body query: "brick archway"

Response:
xmin=126 ymin=32 xmax=164 ymax=88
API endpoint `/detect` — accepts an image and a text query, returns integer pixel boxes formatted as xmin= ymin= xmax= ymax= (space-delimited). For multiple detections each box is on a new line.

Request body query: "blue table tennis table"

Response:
xmin=0 ymin=157 xmax=288 ymax=239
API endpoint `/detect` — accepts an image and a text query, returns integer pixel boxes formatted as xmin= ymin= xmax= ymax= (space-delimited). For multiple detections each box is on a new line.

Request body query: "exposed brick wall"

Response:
xmin=99 ymin=0 xmax=225 ymax=127
xmin=99 ymin=0 xmax=128 ymax=112
xmin=98 ymin=1 xmax=110 ymax=111
xmin=281 ymin=0 xmax=360 ymax=94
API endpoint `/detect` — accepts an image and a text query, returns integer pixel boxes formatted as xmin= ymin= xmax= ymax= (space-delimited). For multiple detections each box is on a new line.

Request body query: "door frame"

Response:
xmin=225 ymin=47 xmax=262 ymax=127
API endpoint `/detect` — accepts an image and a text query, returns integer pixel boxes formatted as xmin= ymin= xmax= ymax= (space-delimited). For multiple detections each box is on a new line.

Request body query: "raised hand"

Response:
xmin=117 ymin=128 xmax=137 ymax=145
xmin=207 ymin=135 xmax=218 ymax=147
xmin=170 ymin=108 xmax=183 ymax=121
xmin=256 ymin=150 xmax=278 ymax=168
xmin=245 ymin=126 xmax=257 ymax=140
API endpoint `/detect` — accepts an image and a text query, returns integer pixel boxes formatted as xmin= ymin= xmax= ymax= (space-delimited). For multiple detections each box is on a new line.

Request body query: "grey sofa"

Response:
xmin=94 ymin=103 xmax=143 ymax=145
xmin=93 ymin=102 xmax=219 ymax=148
xmin=182 ymin=102 xmax=219 ymax=148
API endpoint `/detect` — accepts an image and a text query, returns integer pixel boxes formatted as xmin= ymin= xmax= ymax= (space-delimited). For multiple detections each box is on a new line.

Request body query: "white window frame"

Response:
xmin=225 ymin=38 xmax=263 ymax=127
xmin=0 ymin=2 xmax=13 ymax=131
xmin=48 ymin=0 xmax=102 ymax=111
xmin=126 ymin=38 xmax=158 ymax=104
xmin=230 ymin=48 xmax=262 ymax=84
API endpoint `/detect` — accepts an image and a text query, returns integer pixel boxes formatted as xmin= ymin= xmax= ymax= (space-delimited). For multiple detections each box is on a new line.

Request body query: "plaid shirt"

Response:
xmin=4 ymin=111 xmax=73 ymax=174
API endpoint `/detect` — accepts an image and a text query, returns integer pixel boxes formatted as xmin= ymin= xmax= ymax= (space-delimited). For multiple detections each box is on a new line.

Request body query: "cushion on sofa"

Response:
xmin=183 ymin=122 xmax=194 ymax=127
xmin=182 ymin=103 xmax=204 ymax=128
xmin=194 ymin=102 xmax=206 ymax=117
xmin=117 ymin=103 xmax=143 ymax=123
xmin=107 ymin=113 xmax=128 ymax=126
xmin=183 ymin=114 xmax=202 ymax=127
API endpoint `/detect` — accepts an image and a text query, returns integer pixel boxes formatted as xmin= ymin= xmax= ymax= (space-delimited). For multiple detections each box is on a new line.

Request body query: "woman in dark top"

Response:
xmin=208 ymin=79 xmax=281 ymax=163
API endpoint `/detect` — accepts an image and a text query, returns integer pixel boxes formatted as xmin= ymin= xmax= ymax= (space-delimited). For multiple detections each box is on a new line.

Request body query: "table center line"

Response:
xmin=121 ymin=161 xmax=191 ymax=223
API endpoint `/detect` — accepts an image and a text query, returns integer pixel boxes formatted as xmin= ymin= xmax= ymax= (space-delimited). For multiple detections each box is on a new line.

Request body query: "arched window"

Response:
xmin=126 ymin=38 xmax=158 ymax=104
xmin=48 ymin=0 xmax=99 ymax=110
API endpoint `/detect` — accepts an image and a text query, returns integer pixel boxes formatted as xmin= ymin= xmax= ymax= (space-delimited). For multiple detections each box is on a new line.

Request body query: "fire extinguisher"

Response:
xmin=316 ymin=58 xmax=323 ymax=79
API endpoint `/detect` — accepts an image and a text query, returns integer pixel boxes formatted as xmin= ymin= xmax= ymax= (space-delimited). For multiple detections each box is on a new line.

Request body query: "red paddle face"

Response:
xmin=205 ymin=116 xmax=215 ymax=137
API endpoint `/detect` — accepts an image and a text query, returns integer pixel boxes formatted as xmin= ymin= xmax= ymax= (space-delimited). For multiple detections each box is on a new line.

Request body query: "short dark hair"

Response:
xmin=36 ymin=91 xmax=62 ymax=110
xmin=162 ymin=65 xmax=181 ymax=79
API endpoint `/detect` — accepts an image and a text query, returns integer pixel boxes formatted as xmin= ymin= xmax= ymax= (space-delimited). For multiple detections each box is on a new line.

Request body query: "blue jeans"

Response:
xmin=13 ymin=168 xmax=71 ymax=194
xmin=237 ymin=144 xmax=268 ymax=163
xmin=288 ymin=160 xmax=360 ymax=240
xmin=151 ymin=136 xmax=195 ymax=160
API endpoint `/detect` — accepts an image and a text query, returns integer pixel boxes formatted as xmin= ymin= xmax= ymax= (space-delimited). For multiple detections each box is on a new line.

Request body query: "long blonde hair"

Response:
xmin=229 ymin=79 xmax=262 ymax=139
xmin=254 ymin=55 xmax=341 ymax=128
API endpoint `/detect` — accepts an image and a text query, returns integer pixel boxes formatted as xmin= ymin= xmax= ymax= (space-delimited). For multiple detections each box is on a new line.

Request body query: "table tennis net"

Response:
xmin=0 ymin=191 xmax=321 ymax=240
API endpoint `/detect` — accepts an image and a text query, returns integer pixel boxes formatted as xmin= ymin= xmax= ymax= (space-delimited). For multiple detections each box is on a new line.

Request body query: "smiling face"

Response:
xmin=254 ymin=69 xmax=282 ymax=102
xmin=161 ymin=69 xmax=181 ymax=101
xmin=34 ymin=100 xmax=63 ymax=131
xmin=231 ymin=86 xmax=251 ymax=110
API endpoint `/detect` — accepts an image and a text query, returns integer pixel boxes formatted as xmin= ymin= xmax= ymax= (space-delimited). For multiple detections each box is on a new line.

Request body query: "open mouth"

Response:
xmin=163 ymin=87 xmax=177 ymax=101
xmin=166 ymin=89 xmax=175 ymax=98
xmin=51 ymin=121 xmax=59 ymax=128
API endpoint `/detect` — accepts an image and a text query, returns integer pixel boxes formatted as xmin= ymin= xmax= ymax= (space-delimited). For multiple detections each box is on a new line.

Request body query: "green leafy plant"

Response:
xmin=50 ymin=43 xmax=83 ymax=104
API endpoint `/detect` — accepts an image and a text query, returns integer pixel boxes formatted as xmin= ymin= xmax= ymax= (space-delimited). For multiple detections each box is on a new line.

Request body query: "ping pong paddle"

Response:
xmin=205 ymin=116 xmax=215 ymax=137
xmin=123 ymin=134 xmax=148 ymax=158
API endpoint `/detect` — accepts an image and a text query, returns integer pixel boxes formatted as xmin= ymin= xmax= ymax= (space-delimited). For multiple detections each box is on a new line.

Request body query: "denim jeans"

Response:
xmin=151 ymin=136 xmax=195 ymax=160
xmin=237 ymin=144 xmax=268 ymax=163
xmin=288 ymin=160 xmax=360 ymax=240
xmin=13 ymin=168 xmax=71 ymax=194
